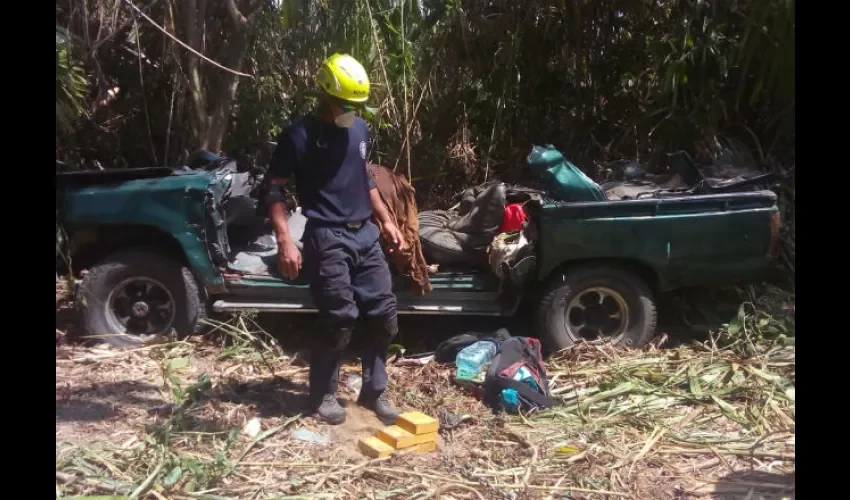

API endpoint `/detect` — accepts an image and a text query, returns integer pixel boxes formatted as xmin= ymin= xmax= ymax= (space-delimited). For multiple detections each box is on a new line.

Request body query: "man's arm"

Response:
xmin=369 ymin=185 xmax=405 ymax=252
xmin=366 ymin=164 xmax=395 ymax=229
xmin=266 ymin=132 xmax=304 ymax=280
xmin=269 ymin=181 xmax=294 ymax=246
xmin=369 ymin=186 xmax=393 ymax=227
xmin=363 ymin=133 xmax=403 ymax=251
xmin=266 ymin=134 xmax=297 ymax=247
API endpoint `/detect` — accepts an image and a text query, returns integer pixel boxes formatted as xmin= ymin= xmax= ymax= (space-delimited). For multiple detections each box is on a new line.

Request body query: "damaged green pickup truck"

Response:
xmin=56 ymin=147 xmax=781 ymax=350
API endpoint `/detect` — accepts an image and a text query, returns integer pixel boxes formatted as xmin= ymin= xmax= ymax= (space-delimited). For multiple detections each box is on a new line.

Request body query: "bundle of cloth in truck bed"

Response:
xmin=370 ymin=165 xmax=551 ymax=295
xmin=416 ymin=181 xmax=550 ymax=289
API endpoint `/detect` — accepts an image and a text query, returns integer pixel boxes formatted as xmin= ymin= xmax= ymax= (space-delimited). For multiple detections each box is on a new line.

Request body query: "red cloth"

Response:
xmin=499 ymin=203 xmax=528 ymax=233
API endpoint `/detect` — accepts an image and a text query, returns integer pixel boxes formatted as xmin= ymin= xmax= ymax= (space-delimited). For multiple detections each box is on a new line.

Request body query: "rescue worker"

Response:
xmin=265 ymin=53 xmax=404 ymax=425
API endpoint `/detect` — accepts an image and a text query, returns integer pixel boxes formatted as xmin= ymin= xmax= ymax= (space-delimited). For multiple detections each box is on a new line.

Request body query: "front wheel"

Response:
xmin=537 ymin=265 xmax=657 ymax=353
xmin=78 ymin=248 xmax=206 ymax=348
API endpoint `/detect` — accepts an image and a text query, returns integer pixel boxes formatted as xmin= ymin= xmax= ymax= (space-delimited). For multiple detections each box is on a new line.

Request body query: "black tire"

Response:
xmin=536 ymin=265 xmax=657 ymax=353
xmin=78 ymin=248 xmax=206 ymax=348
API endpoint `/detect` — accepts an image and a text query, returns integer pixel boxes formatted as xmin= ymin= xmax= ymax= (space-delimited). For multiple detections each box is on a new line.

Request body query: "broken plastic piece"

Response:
xmin=293 ymin=427 xmax=330 ymax=445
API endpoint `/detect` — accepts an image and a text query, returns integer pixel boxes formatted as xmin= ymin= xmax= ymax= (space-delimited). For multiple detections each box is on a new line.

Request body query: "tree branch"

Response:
xmin=121 ymin=0 xmax=252 ymax=78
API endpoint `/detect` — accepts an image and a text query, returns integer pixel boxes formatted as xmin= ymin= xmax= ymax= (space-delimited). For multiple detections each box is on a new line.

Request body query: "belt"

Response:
xmin=307 ymin=219 xmax=367 ymax=230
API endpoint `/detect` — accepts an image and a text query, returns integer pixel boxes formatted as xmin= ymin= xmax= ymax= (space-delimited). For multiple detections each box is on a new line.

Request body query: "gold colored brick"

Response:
xmin=411 ymin=440 xmax=438 ymax=453
xmin=358 ymin=436 xmax=395 ymax=458
xmin=396 ymin=411 xmax=440 ymax=435
xmin=376 ymin=425 xmax=438 ymax=449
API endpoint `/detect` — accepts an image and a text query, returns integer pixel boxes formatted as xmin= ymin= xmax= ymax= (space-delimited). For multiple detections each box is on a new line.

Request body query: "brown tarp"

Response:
xmin=368 ymin=163 xmax=433 ymax=295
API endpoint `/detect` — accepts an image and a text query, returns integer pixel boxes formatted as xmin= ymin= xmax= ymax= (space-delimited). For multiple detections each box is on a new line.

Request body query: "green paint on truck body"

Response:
xmin=535 ymin=190 xmax=778 ymax=291
xmin=56 ymin=168 xmax=780 ymax=312
xmin=57 ymin=169 xmax=231 ymax=288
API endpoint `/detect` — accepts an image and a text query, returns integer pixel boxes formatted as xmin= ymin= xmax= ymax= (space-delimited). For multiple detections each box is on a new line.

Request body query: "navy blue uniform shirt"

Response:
xmin=269 ymin=114 xmax=376 ymax=224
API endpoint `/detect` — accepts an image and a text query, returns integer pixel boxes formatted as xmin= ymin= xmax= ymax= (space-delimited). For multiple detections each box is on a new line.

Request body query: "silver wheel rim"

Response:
xmin=565 ymin=287 xmax=630 ymax=343
xmin=104 ymin=277 xmax=176 ymax=339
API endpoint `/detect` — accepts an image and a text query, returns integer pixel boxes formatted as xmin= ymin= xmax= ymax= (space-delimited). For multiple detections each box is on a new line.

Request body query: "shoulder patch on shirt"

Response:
xmin=359 ymin=140 xmax=367 ymax=160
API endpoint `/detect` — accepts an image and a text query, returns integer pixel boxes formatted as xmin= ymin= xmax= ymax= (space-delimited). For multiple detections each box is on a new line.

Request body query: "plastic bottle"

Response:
xmin=455 ymin=340 xmax=497 ymax=381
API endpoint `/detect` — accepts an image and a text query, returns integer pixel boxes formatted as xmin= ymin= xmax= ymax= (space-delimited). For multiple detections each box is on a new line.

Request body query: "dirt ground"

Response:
xmin=56 ymin=309 xmax=795 ymax=500
xmin=56 ymin=342 xmax=434 ymax=461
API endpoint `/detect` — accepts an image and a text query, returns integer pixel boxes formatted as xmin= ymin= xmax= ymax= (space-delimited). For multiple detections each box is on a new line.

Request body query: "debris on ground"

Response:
xmin=56 ymin=297 xmax=795 ymax=499
xmin=438 ymin=409 xmax=475 ymax=430
xmin=241 ymin=416 xmax=262 ymax=438
xmin=293 ymin=427 xmax=331 ymax=445
xmin=393 ymin=353 xmax=435 ymax=366
xmin=345 ymin=373 xmax=362 ymax=394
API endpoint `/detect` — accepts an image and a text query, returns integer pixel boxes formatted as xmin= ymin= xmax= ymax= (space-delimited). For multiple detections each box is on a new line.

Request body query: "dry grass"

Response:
xmin=56 ymin=302 xmax=794 ymax=500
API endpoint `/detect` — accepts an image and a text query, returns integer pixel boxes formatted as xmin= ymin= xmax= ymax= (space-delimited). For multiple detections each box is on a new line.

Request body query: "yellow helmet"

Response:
xmin=315 ymin=53 xmax=370 ymax=103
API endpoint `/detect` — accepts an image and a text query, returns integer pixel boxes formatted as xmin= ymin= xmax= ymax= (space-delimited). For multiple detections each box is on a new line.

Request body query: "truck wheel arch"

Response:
xmin=547 ymin=258 xmax=661 ymax=294
xmin=535 ymin=260 xmax=659 ymax=354
xmin=62 ymin=224 xmax=189 ymax=276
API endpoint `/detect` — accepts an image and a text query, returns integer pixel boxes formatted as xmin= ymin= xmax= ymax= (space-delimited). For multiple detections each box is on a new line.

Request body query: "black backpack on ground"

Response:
xmin=434 ymin=328 xmax=512 ymax=363
xmin=483 ymin=337 xmax=556 ymax=412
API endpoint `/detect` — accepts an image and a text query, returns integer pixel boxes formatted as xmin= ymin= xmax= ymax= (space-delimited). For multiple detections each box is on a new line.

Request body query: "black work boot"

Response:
xmin=314 ymin=394 xmax=346 ymax=425
xmin=358 ymin=391 xmax=401 ymax=425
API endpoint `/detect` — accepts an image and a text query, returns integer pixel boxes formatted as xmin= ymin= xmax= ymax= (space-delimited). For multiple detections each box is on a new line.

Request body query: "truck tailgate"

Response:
xmin=536 ymin=190 xmax=779 ymax=290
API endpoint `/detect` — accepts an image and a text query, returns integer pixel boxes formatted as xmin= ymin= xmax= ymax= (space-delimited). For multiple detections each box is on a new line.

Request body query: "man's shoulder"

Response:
xmin=352 ymin=116 xmax=369 ymax=134
xmin=351 ymin=117 xmax=370 ymax=161
xmin=279 ymin=114 xmax=317 ymax=145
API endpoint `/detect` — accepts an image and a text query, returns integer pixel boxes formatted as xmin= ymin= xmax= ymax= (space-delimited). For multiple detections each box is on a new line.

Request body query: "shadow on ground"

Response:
xmin=255 ymin=288 xmax=732 ymax=355
xmin=692 ymin=470 xmax=795 ymax=499
xmin=55 ymin=375 xmax=311 ymax=432
xmin=211 ymin=376 xmax=311 ymax=419
xmin=56 ymin=380 xmax=167 ymax=422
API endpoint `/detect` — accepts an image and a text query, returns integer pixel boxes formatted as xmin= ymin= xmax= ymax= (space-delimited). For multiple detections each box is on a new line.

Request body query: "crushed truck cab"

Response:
xmin=56 ymin=149 xmax=781 ymax=351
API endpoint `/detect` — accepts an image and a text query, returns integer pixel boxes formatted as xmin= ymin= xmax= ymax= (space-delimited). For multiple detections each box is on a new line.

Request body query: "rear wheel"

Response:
xmin=78 ymin=249 xmax=206 ymax=348
xmin=537 ymin=265 xmax=657 ymax=353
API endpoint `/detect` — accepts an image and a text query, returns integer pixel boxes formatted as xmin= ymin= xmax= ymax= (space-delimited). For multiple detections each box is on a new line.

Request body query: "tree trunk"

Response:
xmin=183 ymin=0 xmax=259 ymax=153
xmin=202 ymin=76 xmax=242 ymax=152
xmin=185 ymin=0 xmax=209 ymax=149
xmin=199 ymin=18 xmax=250 ymax=152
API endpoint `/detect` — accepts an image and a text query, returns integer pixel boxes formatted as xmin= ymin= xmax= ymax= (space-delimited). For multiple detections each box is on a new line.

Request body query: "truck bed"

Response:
xmin=218 ymin=189 xmax=778 ymax=315
xmin=535 ymin=190 xmax=779 ymax=291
